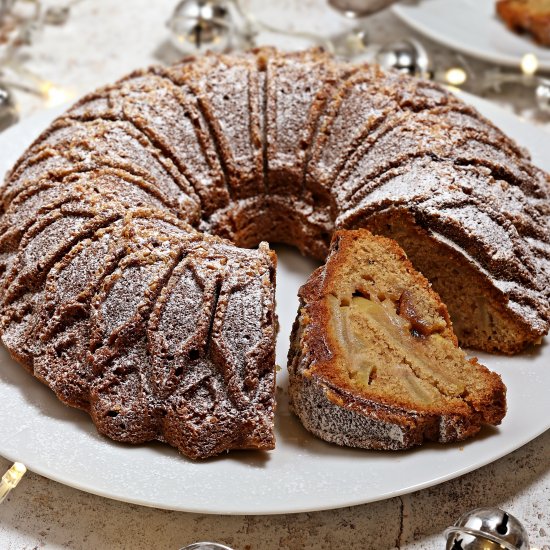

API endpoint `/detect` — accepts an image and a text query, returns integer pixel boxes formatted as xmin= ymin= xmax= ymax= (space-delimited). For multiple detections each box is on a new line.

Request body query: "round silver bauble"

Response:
xmin=328 ymin=0 xmax=398 ymax=18
xmin=167 ymin=0 xmax=233 ymax=55
xmin=535 ymin=79 xmax=550 ymax=113
xmin=180 ymin=543 xmax=234 ymax=550
xmin=375 ymin=38 xmax=430 ymax=78
xmin=0 ymin=84 xmax=18 ymax=132
xmin=445 ymin=507 xmax=530 ymax=550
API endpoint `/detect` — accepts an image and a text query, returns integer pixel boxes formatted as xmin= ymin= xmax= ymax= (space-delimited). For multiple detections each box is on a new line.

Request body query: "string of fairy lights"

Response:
xmin=0 ymin=0 xmax=79 ymax=130
xmin=1 ymin=0 xmax=550 ymax=133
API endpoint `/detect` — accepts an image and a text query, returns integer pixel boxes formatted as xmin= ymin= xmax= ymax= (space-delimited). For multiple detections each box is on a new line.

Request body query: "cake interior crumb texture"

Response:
xmin=288 ymin=229 xmax=507 ymax=450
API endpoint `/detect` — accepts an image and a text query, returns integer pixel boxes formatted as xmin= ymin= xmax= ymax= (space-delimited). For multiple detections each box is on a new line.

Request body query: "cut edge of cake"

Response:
xmin=288 ymin=229 xmax=507 ymax=450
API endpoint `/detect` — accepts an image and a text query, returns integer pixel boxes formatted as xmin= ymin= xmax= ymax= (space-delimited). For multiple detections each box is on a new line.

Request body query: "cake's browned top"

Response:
xmin=0 ymin=48 xmax=548 ymax=457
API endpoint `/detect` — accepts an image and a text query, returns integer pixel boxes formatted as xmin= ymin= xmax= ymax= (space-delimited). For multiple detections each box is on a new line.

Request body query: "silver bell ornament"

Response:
xmin=180 ymin=543 xmax=234 ymax=550
xmin=328 ymin=0 xmax=398 ymax=18
xmin=0 ymin=84 xmax=18 ymax=132
xmin=535 ymin=78 xmax=550 ymax=114
xmin=375 ymin=38 xmax=430 ymax=79
xmin=167 ymin=0 xmax=233 ymax=55
xmin=445 ymin=507 xmax=530 ymax=550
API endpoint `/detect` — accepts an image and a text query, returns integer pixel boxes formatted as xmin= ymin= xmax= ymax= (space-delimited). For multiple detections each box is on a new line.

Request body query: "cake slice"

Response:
xmin=288 ymin=229 xmax=506 ymax=450
xmin=497 ymin=0 xmax=550 ymax=46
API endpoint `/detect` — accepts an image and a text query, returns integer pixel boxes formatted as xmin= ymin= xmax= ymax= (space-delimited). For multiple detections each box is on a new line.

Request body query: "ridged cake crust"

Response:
xmin=1 ymin=203 xmax=277 ymax=459
xmin=0 ymin=48 xmax=548 ymax=457
xmin=288 ymin=230 xmax=507 ymax=450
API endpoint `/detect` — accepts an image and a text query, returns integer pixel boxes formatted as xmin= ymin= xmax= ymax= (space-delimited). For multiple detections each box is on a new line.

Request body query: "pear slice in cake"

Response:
xmin=288 ymin=229 xmax=507 ymax=450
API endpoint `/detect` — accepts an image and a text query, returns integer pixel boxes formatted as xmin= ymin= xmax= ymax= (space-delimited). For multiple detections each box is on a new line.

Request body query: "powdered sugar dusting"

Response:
xmin=0 ymin=49 xmax=548 ymax=458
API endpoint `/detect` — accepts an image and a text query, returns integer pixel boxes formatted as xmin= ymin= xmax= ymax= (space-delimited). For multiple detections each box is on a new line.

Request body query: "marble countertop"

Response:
xmin=0 ymin=1 xmax=549 ymax=548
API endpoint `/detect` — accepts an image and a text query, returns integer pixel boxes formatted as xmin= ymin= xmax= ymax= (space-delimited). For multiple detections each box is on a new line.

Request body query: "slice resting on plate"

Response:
xmin=288 ymin=229 xmax=507 ymax=450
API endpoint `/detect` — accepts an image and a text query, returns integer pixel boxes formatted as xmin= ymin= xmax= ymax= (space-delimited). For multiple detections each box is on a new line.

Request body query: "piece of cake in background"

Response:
xmin=288 ymin=229 xmax=507 ymax=450
xmin=497 ymin=0 xmax=550 ymax=46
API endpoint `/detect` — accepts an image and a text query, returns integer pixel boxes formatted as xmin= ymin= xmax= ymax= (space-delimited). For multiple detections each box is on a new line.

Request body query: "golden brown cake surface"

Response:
xmin=288 ymin=229 xmax=507 ymax=450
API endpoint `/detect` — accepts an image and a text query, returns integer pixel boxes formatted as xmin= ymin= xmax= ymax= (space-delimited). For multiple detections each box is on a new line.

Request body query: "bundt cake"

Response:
xmin=0 ymin=48 xmax=548 ymax=457
xmin=288 ymin=229 xmax=507 ymax=450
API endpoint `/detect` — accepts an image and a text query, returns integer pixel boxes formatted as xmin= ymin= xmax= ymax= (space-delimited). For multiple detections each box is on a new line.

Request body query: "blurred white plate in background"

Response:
xmin=393 ymin=0 xmax=550 ymax=71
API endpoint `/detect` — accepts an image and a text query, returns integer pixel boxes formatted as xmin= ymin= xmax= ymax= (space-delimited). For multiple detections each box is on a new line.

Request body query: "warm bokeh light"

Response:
xmin=0 ymin=462 xmax=27 ymax=504
xmin=39 ymin=81 xmax=77 ymax=108
xmin=444 ymin=67 xmax=467 ymax=86
xmin=521 ymin=53 xmax=539 ymax=76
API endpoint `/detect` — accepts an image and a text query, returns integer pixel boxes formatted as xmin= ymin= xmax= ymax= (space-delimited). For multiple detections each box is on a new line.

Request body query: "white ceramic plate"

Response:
xmin=393 ymin=0 xmax=550 ymax=71
xmin=0 ymin=94 xmax=549 ymax=515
